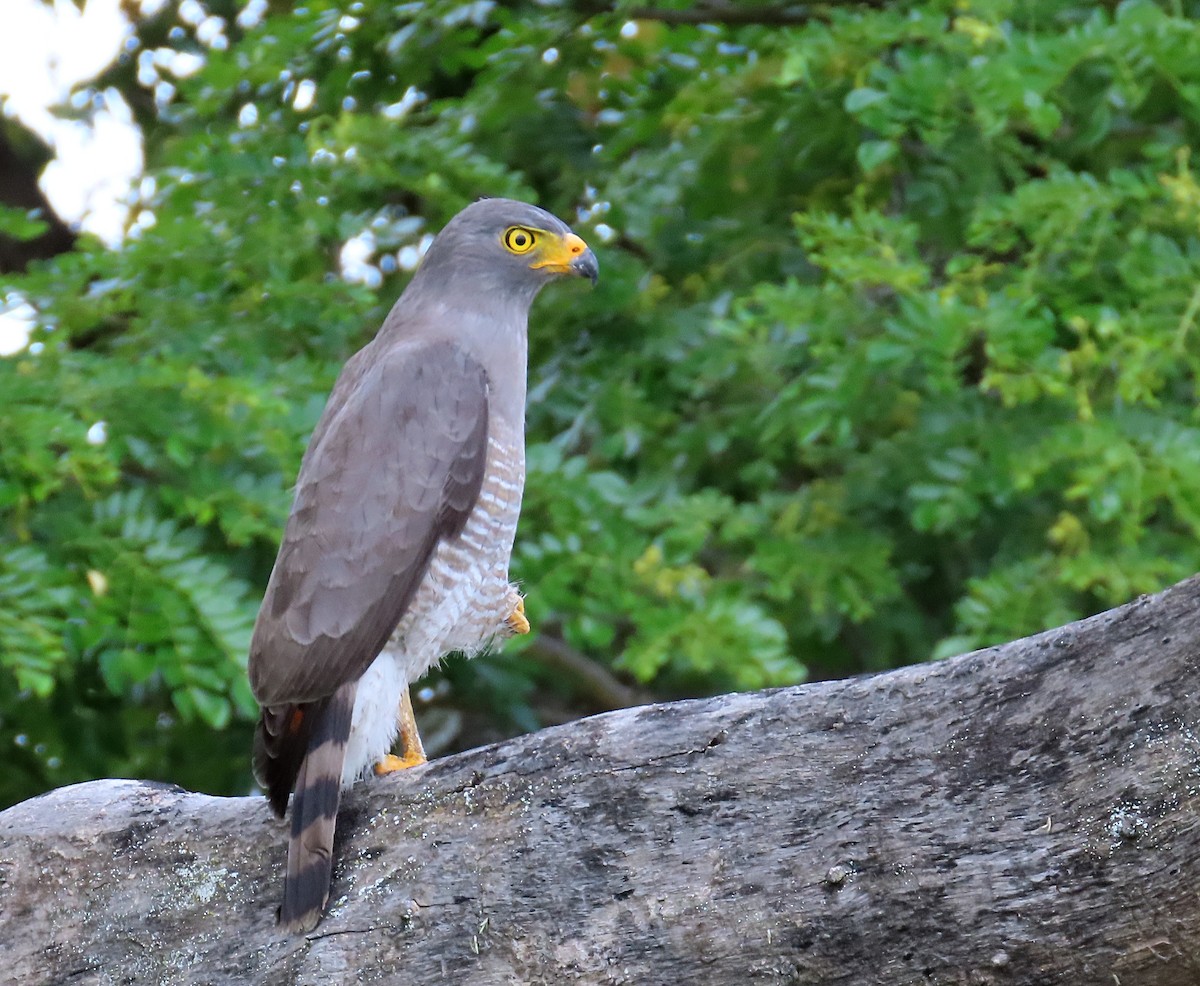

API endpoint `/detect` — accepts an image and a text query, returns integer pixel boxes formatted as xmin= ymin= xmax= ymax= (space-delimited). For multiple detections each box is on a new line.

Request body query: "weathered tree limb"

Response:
xmin=3 ymin=576 xmax=1200 ymax=985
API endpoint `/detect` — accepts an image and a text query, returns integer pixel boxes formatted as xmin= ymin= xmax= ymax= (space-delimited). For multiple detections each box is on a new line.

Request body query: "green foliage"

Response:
xmin=0 ymin=204 xmax=50 ymax=242
xmin=4 ymin=0 xmax=1200 ymax=806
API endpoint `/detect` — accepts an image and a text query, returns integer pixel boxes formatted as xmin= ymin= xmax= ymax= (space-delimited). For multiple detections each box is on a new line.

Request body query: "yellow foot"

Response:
xmin=505 ymin=593 xmax=531 ymax=636
xmin=373 ymin=750 xmax=428 ymax=775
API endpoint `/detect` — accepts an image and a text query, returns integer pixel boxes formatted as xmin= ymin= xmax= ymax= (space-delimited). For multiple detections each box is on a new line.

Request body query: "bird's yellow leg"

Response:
xmin=374 ymin=686 xmax=428 ymax=775
xmin=505 ymin=592 xmax=531 ymax=636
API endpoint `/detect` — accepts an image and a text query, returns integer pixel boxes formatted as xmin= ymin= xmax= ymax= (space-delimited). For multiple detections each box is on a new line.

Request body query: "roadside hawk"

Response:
xmin=248 ymin=198 xmax=598 ymax=933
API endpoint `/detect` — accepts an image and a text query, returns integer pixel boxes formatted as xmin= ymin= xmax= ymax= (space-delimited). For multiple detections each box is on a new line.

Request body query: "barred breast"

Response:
xmin=394 ymin=417 xmax=526 ymax=675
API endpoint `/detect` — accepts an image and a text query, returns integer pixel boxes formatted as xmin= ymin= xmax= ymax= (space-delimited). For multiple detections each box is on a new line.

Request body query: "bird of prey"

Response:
xmin=248 ymin=198 xmax=598 ymax=933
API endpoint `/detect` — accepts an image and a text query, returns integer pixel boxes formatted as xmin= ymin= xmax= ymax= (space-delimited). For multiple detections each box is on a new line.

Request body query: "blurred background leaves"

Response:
xmin=3 ymin=0 xmax=1200 ymax=807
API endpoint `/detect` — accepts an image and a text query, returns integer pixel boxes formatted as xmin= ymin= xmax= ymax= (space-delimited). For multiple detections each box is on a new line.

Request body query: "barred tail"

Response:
xmin=277 ymin=681 xmax=356 ymax=933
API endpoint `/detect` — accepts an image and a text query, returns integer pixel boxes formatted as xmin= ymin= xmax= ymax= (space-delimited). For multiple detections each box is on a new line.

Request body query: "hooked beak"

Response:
xmin=570 ymin=246 xmax=600 ymax=285
xmin=532 ymin=232 xmax=599 ymax=285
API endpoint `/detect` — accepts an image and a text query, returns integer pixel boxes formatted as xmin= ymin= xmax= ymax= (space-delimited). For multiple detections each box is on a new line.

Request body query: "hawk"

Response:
xmin=248 ymin=198 xmax=598 ymax=932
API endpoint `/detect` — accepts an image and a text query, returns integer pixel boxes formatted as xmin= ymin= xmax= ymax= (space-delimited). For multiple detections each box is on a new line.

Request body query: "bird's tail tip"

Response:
xmin=276 ymin=681 xmax=356 ymax=934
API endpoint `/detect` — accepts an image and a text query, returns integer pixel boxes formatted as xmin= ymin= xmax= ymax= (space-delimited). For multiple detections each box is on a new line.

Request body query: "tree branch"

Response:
xmin=523 ymin=625 xmax=649 ymax=711
xmin=575 ymin=1 xmax=886 ymax=29
xmin=4 ymin=576 xmax=1200 ymax=983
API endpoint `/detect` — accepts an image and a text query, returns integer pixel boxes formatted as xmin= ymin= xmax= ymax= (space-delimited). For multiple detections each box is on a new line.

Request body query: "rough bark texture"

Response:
xmin=3 ymin=576 xmax=1200 ymax=985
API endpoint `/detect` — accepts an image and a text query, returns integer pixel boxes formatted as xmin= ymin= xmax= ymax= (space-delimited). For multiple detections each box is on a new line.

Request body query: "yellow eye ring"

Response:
xmin=503 ymin=226 xmax=538 ymax=254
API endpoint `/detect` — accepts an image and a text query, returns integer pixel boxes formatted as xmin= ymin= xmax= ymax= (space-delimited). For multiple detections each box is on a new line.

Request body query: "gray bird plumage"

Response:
xmin=248 ymin=198 xmax=597 ymax=932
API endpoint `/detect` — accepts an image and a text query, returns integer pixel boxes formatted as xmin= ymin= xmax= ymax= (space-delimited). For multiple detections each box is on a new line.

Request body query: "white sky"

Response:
xmin=0 ymin=0 xmax=354 ymax=358
xmin=0 ymin=0 xmax=141 ymax=354
xmin=0 ymin=0 xmax=141 ymax=244
xmin=0 ymin=0 xmax=247 ymax=354
xmin=0 ymin=0 xmax=403 ymax=356
xmin=0 ymin=0 xmax=545 ymax=357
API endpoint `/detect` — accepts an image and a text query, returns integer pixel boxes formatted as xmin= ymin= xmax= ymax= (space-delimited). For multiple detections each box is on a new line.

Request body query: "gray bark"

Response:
xmin=2 ymin=576 xmax=1200 ymax=986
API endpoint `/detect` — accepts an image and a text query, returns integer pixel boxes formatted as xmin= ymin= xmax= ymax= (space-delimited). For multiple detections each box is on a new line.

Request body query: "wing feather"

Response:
xmin=248 ymin=337 xmax=489 ymax=706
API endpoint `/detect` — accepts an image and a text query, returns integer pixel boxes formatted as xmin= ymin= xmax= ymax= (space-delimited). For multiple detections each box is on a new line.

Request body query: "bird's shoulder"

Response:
xmin=307 ymin=333 xmax=487 ymax=459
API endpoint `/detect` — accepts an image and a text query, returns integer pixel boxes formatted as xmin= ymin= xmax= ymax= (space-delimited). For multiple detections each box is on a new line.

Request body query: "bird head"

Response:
xmin=409 ymin=198 xmax=599 ymax=304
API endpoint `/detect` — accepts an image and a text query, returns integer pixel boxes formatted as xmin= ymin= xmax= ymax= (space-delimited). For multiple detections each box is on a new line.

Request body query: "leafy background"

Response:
xmin=3 ymin=0 xmax=1200 ymax=808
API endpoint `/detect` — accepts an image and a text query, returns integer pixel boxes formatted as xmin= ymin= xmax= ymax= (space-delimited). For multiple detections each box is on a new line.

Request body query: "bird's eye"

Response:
xmin=503 ymin=226 xmax=538 ymax=254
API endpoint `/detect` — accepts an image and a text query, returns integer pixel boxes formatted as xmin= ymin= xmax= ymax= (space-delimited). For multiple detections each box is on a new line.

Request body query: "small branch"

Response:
xmin=524 ymin=627 xmax=648 ymax=710
xmin=626 ymin=4 xmax=828 ymax=27
xmin=574 ymin=1 xmax=886 ymax=29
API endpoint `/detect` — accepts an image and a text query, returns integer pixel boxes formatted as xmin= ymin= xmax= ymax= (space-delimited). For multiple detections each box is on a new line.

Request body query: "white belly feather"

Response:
xmin=342 ymin=650 xmax=406 ymax=785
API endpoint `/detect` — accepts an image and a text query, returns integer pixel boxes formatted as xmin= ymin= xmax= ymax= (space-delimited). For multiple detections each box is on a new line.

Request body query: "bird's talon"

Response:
xmin=374 ymin=751 xmax=428 ymax=775
xmin=505 ymin=595 xmax=531 ymax=635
